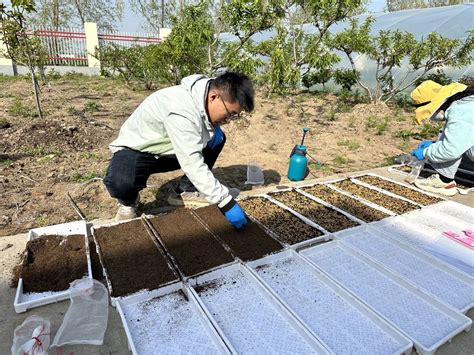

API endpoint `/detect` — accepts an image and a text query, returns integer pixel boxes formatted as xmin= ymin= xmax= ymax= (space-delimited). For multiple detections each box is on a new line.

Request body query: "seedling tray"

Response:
xmin=92 ymin=218 xmax=179 ymax=305
xmin=268 ymin=189 xmax=360 ymax=234
xmin=115 ymin=281 xmax=231 ymax=354
xmin=329 ymin=178 xmax=419 ymax=214
xmin=248 ymin=250 xmax=412 ymax=354
xmin=351 ymin=173 xmax=443 ymax=206
xmin=299 ymin=241 xmax=472 ymax=355
xmin=189 ymin=263 xmax=330 ymax=354
xmin=334 ymin=226 xmax=474 ymax=313
xmin=239 ymin=195 xmax=328 ymax=247
xmin=373 ymin=217 xmax=474 ymax=277
xmin=298 ymin=183 xmax=390 ymax=222
xmin=424 ymin=201 xmax=474 ymax=223
xmin=14 ymin=220 xmax=92 ymax=313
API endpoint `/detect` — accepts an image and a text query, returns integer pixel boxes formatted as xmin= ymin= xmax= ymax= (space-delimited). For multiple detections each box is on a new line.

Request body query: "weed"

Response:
xmin=85 ymin=100 xmax=100 ymax=112
xmin=46 ymin=69 xmax=61 ymax=80
xmin=70 ymin=171 xmax=103 ymax=183
xmin=0 ymin=155 xmax=13 ymax=166
xmin=398 ymin=140 xmax=410 ymax=151
xmin=395 ymin=129 xmax=413 ymax=140
xmin=366 ymin=115 xmax=389 ymax=135
xmin=36 ymin=216 xmax=49 ymax=227
xmin=333 ymin=155 xmax=353 ymax=165
xmin=37 ymin=154 xmax=56 ymax=164
xmin=418 ymin=123 xmax=441 ymax=140
xmin=80 ymin=152 xmax=102 ymax=160
xmin=66 ymin=106 xmax=78 ymax=115
xmin=383 ymin=155 xmax=396 ymax=166
xmin=8 ymin=98 xmax=33 ymax=117
xmin=348 ymin=115 xmax=357 ymax=128
xmin=337 ymin=139 xmax=360 ymax=150
xmin=335 ymin=102 xmax=352 ymax=113
xmin=327 ymin=110 xmax=337 ymax=121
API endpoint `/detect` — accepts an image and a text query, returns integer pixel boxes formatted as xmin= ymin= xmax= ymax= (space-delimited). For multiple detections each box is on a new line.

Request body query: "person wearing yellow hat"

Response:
xmin=409 ymin=80 xmax=474 ymax=196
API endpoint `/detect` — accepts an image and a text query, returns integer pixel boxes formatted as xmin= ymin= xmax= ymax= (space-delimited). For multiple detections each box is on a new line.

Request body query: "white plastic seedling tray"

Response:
xmin=91 ymin=218 xmax=180 ymax=307
xmin=299 ymin=241 xmax=472 ymax=355
xmin=116 ymin=281 xmax=231 ymax=354
xmin=189 ymin=262 xmax=330 ymax=354
xmin=324 ymin=179 xmax=398 ymax=217
xmin=247 ymin=250 xmax=413 ymax=355
xmin=373 ymin=216 xmax=474 ymax=276
xmin=350 ymin=172 xmax=445 ymax=205
xmin=14 ymin=220 xmax=92 ymax=313
xmin=403 ymin=207 xmax=474 ymax=236
xmin=334 ymin=226 xmax=474 ymax=313
xmin=423 ymin=201 xmax=474 ymax=223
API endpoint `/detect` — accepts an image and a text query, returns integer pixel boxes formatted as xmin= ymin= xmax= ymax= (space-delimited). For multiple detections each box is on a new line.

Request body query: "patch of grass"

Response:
xmin=335 ymin=102 xmax=352 ymax=113
xmin=1 ymin=155 xmax=13 ymax=166
xmin=80 ymin=152 xmax=102 ymax=160
xmin=418 ymin=123 xmax=441 ymax=140
xmin=37 ymin=154 xmax=56 ymax=164
xmin=84 ymin=100 xmax=100 ymax=112
xmin=36 ymin=216 xmax=49 ymax=227
xmin=398 ymin=140 xmax=410 ymax=151
xmin=333 ymin=155 xmax=354 ymax=165
xmin=8 ymin=98 xmax=34 ymax=117
xmin=70 ymin=171 xmax=103 ymax=183
xmin=337 ymin=139 xmax=360 ymax=150
xmin=348 ymin=115 xmax=357 ymax=128
xmin=366 ymin=115 xmax=389 ymax=135
xmin=395 ymin=129 xmax=413 ymax=140
xmin=24 ymin=147 xmax=62 ymax=157
xmin=66 ymin=106 xmax=78 ymax=115
xmin=327 ymin=110 xmax=337 ymax=121
xmin=383 ymin=155 xmax=397 ymax=166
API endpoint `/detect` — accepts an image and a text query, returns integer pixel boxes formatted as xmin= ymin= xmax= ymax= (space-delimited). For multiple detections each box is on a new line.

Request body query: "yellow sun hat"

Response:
xmin=411 ymin=80 xmax=467 ymax=124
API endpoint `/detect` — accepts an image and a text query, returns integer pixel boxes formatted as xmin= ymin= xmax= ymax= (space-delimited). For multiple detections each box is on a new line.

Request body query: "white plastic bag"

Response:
xmin=11 ymin=315 xmax=51 ymax=355
xmin=245 ymin=162 xmax=264 ymax=185
xmin=51 ymin=278 xmax=109 ymax=347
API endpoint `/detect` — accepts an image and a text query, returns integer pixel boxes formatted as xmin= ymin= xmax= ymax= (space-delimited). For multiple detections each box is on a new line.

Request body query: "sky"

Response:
xmin=119 ymin=0 xmax=388 ymax=33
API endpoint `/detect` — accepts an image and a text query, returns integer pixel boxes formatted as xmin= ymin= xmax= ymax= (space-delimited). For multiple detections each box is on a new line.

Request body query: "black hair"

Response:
xmin=210 ymin=71 xmax=255 ymax=112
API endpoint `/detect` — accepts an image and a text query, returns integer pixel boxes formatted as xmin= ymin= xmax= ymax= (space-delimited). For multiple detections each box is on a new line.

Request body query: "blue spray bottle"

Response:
xmin=288 ymin=128 xmax=309 ymax=181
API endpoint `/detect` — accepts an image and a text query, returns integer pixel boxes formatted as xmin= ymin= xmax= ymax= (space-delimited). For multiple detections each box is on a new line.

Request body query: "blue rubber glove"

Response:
xmin=219 ymin=198 xmax=247 ymax=229
xmin=207 ymin=126 xmax=224 ymax=149
xmin=417 ymin=140 xmax=433 ymax=150
xmin=411 ymin=146 xmax=426 ymax=160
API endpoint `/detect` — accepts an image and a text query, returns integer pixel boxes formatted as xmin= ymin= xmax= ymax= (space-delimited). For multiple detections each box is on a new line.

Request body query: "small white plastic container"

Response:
xmin=245 ymin=162 xmax=265 ymax=185
xmin=14 ymin=220 xmax=92 ymax=313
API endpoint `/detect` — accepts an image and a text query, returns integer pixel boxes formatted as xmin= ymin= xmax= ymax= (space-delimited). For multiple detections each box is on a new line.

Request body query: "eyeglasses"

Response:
xmin=220 ymin=96 xmax=240 ymax=120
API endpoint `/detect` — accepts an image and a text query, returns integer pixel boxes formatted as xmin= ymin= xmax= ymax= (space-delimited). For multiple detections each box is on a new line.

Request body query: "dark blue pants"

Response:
xmin=104 ymin=135 xmax=225 ymax=206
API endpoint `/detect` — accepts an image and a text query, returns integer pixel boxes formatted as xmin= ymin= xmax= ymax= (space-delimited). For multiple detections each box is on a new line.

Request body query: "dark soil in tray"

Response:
xmin=240 ymin=197 xmax=323 ymax=244
xmin=194 ymin=205 xmax=283 ymax=261
xmin=302 ymin=185 xmax=389 ymax=222
xmin=148 ymin=208 xmax=234 ymax=276
xmin=93 ymin=219 xmax=177 ymax=297
xmin=356 ymin=175 xmax=442 ymax=205
xmin=89 ymin=241 xmax=104 ymax=281
xmin=20 ymin=234 xmax=87 ymax=293
xmin=268 ymin=190 xmax=359 ymax=232
xmin=333 ymin=180 xmax=419 ymax=214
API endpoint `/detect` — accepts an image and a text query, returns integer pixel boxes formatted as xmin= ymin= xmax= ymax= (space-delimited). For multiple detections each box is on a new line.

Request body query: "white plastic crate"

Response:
xmin=247 ymin=250 xmax=412 ymax=355
xmin=300 ymin=241 xmax=471 ymax=355
xmin=14 ymin=220 xmax=92 ymax=313
xmin=373 ymin=216 xmax=474 ymax=276
xmin=116 ymin=281 xmax=230 ymax=354
xmin=334 ymin=226 xmax=474 ymax=313
xmin=189 ymin=263 xmax=330 ymax=354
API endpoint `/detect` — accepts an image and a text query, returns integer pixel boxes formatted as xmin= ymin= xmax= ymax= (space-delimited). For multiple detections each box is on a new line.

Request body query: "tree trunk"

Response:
xmin=27 ymin=52 xmax=43 ymax=119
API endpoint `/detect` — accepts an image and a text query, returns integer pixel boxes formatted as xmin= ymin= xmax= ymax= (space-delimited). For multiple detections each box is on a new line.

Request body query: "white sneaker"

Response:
xmin=114 ymin=204 xmax=137 ymax=221
xmin=167 ymin=190 xmax=210 ymax=208
xmin=414 ymin=174 xmax=458 ymax=196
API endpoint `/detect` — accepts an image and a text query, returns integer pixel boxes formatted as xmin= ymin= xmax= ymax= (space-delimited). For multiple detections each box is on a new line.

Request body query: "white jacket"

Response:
xmin=109 ymin=74 xmax=230 ymax=204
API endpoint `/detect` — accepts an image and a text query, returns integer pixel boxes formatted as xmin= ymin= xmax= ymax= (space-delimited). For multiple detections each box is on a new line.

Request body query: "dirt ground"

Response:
xmin=0 ymin=74 xmax=434 ymax=237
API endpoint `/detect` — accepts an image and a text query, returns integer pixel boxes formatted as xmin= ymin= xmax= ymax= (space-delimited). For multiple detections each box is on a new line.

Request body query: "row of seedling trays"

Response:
xmin=13 ymin=174 xmax=474 ymax=355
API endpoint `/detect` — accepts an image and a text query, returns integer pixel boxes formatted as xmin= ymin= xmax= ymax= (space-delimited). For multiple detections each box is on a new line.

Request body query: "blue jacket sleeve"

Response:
xmin=424 ymin=96 xmax=474 ymax=163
